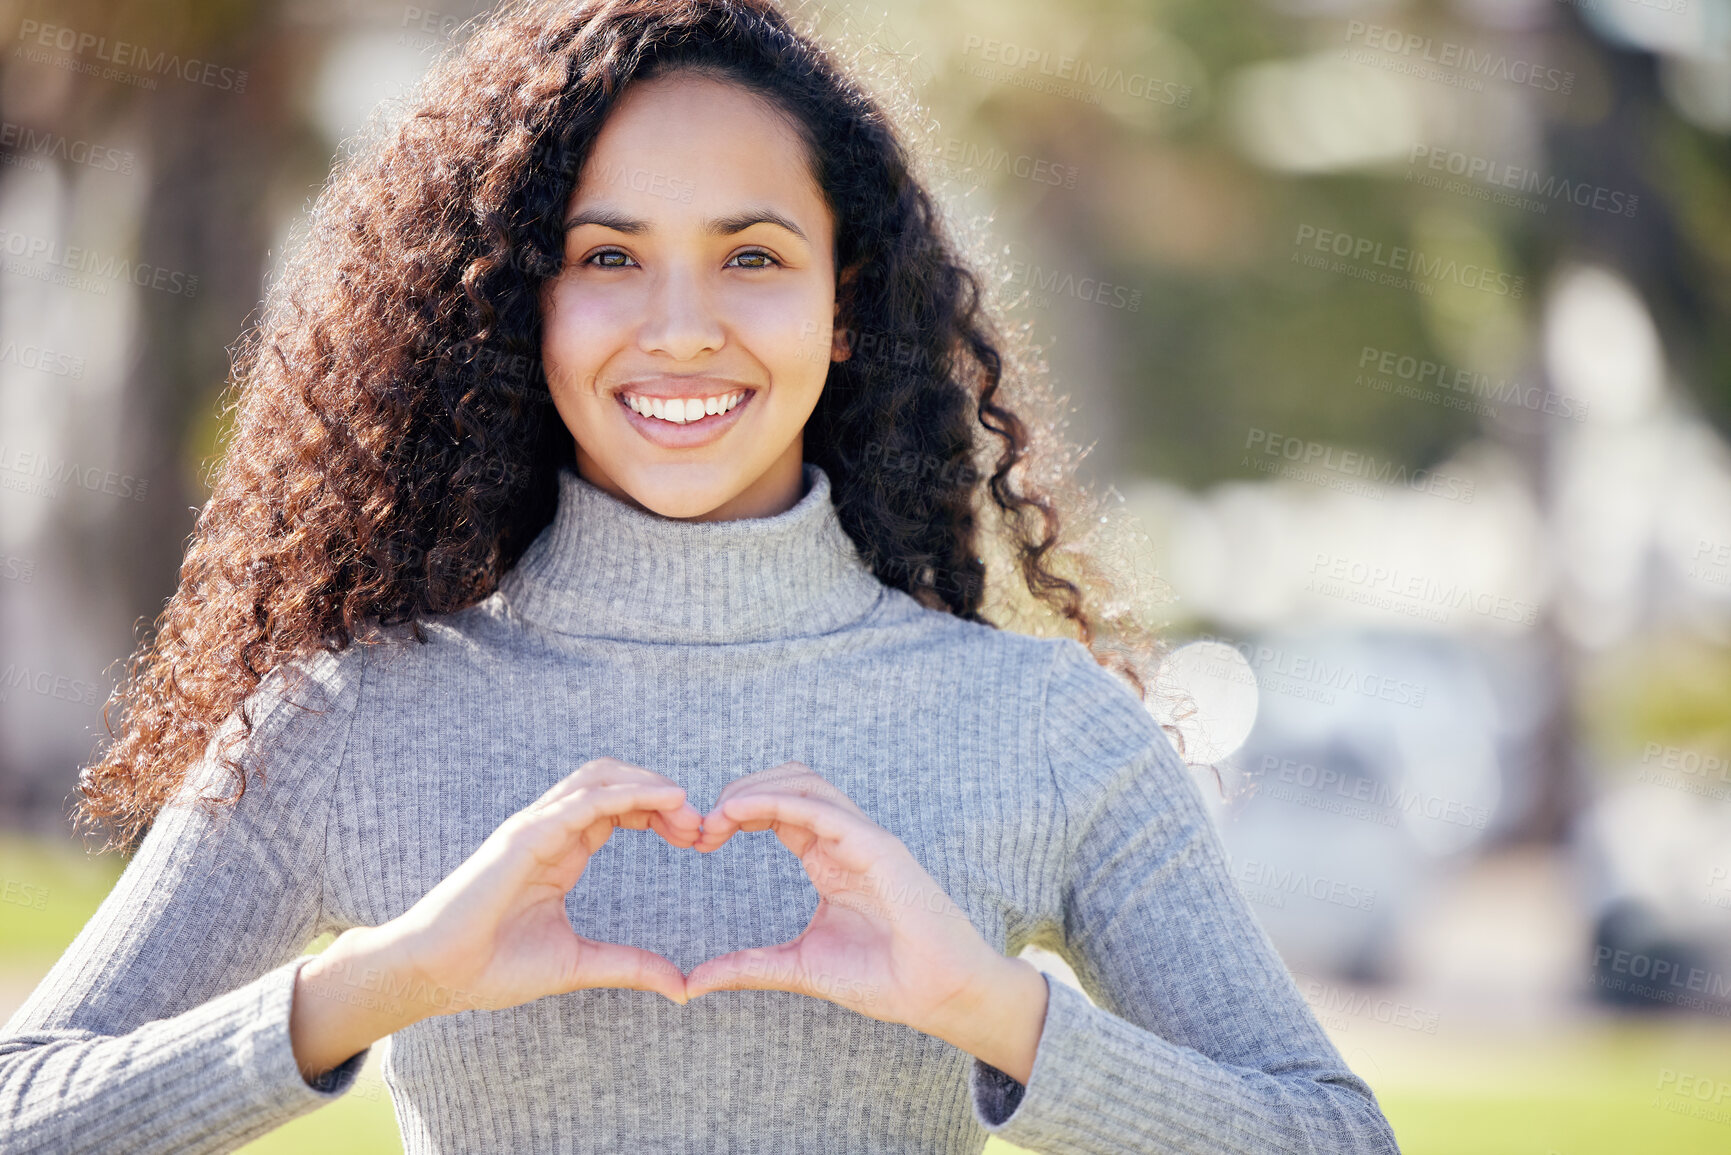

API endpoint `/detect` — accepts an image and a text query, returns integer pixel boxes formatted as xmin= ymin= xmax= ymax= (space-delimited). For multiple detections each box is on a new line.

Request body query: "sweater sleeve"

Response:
xmin=967 ymin=639 xmax=1402 ymax=1154
xmin=0 ymin=644 xmax=372 ymax=1155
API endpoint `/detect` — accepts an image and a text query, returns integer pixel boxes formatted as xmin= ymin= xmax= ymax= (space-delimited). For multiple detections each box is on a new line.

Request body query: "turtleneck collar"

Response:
xmin=496 ymin=462 xmax=889 ymax=643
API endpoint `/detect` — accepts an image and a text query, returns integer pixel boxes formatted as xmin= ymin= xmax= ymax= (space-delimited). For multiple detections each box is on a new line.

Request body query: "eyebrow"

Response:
xmin=562 ymin=205 xmax=808 ymax=244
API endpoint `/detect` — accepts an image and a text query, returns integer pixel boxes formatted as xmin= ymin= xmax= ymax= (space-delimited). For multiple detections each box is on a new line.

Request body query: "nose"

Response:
xmin=636 ymin=264 xmax=726 ymax=360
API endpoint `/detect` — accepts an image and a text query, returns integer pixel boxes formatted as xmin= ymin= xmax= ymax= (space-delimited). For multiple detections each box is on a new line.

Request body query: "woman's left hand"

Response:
xmin=684 ymin=761 xmax=1029 ymax=1048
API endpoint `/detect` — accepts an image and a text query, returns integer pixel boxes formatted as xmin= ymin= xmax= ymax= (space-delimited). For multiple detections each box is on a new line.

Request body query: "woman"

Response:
xmin=0 ymin=1 xmax=1401 ymax=1151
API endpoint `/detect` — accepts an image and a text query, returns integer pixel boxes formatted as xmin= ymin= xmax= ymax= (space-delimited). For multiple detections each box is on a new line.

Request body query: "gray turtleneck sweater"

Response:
xmin=0 ymin=463 xmax=1400 ymax=1154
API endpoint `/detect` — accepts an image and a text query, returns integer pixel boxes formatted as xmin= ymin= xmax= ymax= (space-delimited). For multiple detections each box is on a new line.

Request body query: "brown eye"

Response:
xmin=584 ymin=248 xmax=635 ymax=268
xmin=728 ymin=249 xmax=781 ymax=269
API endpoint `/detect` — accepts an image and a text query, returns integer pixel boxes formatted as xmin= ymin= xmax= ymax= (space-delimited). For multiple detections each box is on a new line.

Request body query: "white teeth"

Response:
xmin=625 ymin=390 xmax=745 ymax=424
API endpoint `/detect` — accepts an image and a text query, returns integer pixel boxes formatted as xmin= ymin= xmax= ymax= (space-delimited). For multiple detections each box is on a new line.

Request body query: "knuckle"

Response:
xmin=498 ymin=808 xmax=539 ymax=841
xmin=579 ymin=756 xmax=622 ymax=777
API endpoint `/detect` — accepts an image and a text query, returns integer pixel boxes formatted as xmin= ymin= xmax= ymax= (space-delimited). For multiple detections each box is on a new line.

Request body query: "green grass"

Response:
xmin=4 ymin=830 xmax=1730 ymax=1154
xmin=1367 ymin=1017 xmax=1731 ymax=1155
xmin=0 ymin=831 xmax=129 ymax=968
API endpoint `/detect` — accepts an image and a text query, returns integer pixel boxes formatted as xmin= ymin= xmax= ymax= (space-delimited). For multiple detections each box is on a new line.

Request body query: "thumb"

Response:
xmin=561 ymin=935 xmax=691 ymax=1005
xmin=683 ymin=942 xmax=806 ymax=1000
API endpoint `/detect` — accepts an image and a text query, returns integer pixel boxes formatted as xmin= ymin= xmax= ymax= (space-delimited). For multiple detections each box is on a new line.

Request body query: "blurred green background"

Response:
xmin=4 ymin=0 xmax=1731 ymax=1151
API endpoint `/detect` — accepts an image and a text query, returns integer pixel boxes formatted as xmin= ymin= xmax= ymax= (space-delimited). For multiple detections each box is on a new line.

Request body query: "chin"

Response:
xmin=609 ymin=463 xmax=744 ymax=521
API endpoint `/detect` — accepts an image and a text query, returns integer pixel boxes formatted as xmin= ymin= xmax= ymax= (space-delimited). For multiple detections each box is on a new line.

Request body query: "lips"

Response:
xmin=614 ymin=386 xmax=758 ymax=449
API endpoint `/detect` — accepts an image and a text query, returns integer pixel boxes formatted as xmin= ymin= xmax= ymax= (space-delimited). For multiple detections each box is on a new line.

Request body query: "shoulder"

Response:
xmin=868 ymin=589 xmax=1057 ymax=667
xmin=852 ymin=594 xmax=1072 ymax=712
xmin=178 ymin=605 xmax=509 ymax=808
xmin=172 ymin=640 xmax=372 ymax=812
xmin=234 ymin=640 xmax=369 ymax=746
xmin=348 ymin=595 xmax=523 ymax=686
xmin=862 ymin=600 xmax=1171 ymax=777
xmin=1039 ymin=637 xmax=1178 ymax=797
xmin=864 ymin=596 xmax=1167 ymax=725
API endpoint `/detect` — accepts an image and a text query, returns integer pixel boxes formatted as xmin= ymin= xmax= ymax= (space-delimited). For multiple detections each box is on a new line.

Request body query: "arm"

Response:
xmin=964 ymin=640 xmax=1402 ymax=1155
xmin=0 ymin=645 xmax=371 ymax=1155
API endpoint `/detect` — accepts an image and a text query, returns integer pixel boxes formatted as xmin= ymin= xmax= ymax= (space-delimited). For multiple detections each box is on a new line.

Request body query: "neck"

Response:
xmin=496 ymin=461 xmax=888 ymax=644
xmin=572 ymin=440 xmax=810 ymax=523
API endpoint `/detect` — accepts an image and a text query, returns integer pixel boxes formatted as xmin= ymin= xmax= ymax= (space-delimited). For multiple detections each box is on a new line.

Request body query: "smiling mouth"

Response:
xmin=612 ymin=385 xmax=759 ymax=446
xmin=617 ymin=387 xmax=754 ymax=425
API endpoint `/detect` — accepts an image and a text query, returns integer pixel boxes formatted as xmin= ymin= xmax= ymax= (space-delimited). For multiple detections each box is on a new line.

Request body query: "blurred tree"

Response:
xmin=0 ymin=0 xmax=329 ymax=821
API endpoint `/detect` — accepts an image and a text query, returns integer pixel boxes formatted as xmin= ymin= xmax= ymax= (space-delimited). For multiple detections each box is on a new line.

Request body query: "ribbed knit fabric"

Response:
xmin=0 ymin=462 xmax=1401 ymax=1154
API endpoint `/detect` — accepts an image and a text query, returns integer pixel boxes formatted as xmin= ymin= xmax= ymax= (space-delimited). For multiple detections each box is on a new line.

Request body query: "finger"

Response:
xmin=696 ymin=770 xmax=866 ymax=849
xmin=700 ymin=793 xmax=881 ymax=873
xmin=563 ymin=935 xmax=690 ymax=1005
xmin=682 ymin=943 xmax=807 ymax=1001
xmin=613 ymin=797 xmax=704 ymax=837
xmin=700 ymin=764 xmax=803 ymax=828
xmin=712 ymin=791 xmax=854 ymax=839
xmin=520 ymin=783 xmax=698 ymax=859
xmin=702 ymin=761 xmax=861 ymax=821
xmin=587 ymin=789 xmax=704 ymax=852
xmin=536 ymin=757 xmax=637 ymax=804
xmin=586 ymin=782 xmax=697 ymax=825
xmin=540 ymin=756 xmax=678 ymax=805
xmin=647 ymin=806 xmax=702 ymax=849
xmin=696 ymin=790 xmax=810 ymax=849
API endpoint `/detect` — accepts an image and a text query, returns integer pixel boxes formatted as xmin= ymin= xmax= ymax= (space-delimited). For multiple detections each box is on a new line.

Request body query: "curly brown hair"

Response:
xmin=74 ymin=0 xmax=1184 ymax=856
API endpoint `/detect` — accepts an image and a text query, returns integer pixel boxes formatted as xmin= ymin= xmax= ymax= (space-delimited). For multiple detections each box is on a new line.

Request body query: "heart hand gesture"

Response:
xmin=292 ymin=758 xmax=1047 ymax=1088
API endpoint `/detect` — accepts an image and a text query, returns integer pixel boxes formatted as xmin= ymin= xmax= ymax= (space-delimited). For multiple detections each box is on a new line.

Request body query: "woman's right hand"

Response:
xmin=292 ymin=757 xmax=700 ymax=1083
xmin=384 ymin=756 xmax=703 ymax=1013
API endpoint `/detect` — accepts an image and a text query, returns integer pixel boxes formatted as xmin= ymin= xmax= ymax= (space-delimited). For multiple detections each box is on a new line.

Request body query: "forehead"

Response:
xmin=570 ymin=72 xmax=825 ymax=224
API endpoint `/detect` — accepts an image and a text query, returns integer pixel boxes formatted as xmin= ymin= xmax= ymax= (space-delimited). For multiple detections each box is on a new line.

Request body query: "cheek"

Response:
xmin=542 ymin=284 xmax=629 ymax=395
xmin=733 ymin=282 xmax=835 ymax=372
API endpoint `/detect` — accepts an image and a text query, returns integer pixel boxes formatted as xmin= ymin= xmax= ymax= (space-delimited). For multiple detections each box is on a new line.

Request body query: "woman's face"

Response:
xmin=540 ymin=71 xmax=852 ymax=522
